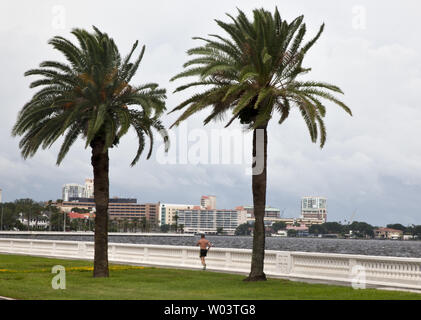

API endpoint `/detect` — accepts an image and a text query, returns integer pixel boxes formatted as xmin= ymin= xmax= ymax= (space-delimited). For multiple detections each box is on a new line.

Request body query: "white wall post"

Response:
xmin=181 ymin=249 xmax=187 ymax=266
xmin=289 ymin=253 xmax=294 ymax=274
xmin=110 ymin=244 xmax=116 ymax=260
xmin=225 ymin=251 xmax=232 ymax=270
xmin=77 ymin=242 xmax=86 ymax=258
xmin=349 ymin=258 xmax=357 ymax=281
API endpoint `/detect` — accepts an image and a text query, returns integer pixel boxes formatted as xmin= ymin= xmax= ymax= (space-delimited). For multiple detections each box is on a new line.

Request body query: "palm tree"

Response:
xmin=174 ymin=212 xmax=179 ymax=233
xmin=117 ymin=218 xmax=123 ymax=232
xmin=134 ymin=217 xmax=140 ymax=233
xmin=12 ymin=27 xmax=168 ymax=277
xmin=140 ymin=216 xmax=147 ymax=232
xmin=122 ymin=218 xmax=129 ymax=233
xmin=169 ymin=8 xmax=351 ymax=281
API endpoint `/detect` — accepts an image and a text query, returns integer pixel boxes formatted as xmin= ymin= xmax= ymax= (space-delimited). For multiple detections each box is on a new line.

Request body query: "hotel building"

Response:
xmin=159 ymin=203 xmax=195 ymax=226
xmin=62 ymin=178 xmax=94 ymax=201
xmin=300 ymin=196 xmax=327 ymax=222
xmin=241 ymin=205 xmax=281 ymax=219
xmin=83 ymin=178 xmax=94 ymax=198
xmin=200 ymin=195 xmax=216 ymax=209
xmin=237 ymin=204 xmax=324 ymax=227
xmin=54 ymin=197 xmax=159 ymax=225
xmin=177 ymin=207 xmax=245 ymax=235
xmin=62 ymin=184 xmax=85 ymax=201
xmin=237 ymin=205 xmax=282 ymax=227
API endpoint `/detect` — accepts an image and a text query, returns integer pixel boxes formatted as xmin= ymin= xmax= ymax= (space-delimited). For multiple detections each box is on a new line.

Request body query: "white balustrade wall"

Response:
xmin=0 ymin=238 xmax=420 ymax=291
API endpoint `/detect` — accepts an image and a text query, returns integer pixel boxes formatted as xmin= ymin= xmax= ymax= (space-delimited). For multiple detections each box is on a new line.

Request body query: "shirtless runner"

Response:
xmin=196 ymin=234 xmax=212 ymax=270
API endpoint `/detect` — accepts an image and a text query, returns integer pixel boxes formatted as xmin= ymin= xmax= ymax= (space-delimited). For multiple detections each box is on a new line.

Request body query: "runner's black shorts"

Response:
xmin=200 ymin=249 xmax=208 ymax=257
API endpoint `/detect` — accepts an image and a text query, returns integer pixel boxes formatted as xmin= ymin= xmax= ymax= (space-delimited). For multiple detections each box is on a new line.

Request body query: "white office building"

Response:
xmin=200 ymin=195 xmax=216 ymax=209
xmin=177 ymin=208 xmax=240 ymax=235
xmin=159 ymin=203 xmax=195 ymax=226
xmin=62 ymin=178 xmax=94 ymax=201
xmin=83 ymin=178 xmax=94 ymax=198
xmin=301 ymin=196 xmax=327 ymax=222
xmin=62 ymin=183 xmax=85 ymax=201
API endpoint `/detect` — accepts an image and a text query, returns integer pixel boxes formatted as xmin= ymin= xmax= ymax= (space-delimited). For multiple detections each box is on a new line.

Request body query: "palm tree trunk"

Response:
xmin=91 ymin=138 xmax=109 ymax=278
xmin=245 ymin=124 xmax=268 ymax=282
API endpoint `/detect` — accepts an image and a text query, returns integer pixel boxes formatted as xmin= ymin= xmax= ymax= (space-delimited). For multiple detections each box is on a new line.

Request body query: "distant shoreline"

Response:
xmin=0 ymin=231 xmax=193 ymax=237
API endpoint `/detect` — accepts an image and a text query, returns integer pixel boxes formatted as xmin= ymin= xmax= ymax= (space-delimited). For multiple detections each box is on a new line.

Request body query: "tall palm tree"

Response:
xmin=12 ymin=27 xmax=168 ymax=277
xmin=141 ymin=216 xmax=147 ymax=232
xmin=174 ymin=212 xmax=179 ymax=233
xmin=169 ymin=8 xmax=351 ymax=281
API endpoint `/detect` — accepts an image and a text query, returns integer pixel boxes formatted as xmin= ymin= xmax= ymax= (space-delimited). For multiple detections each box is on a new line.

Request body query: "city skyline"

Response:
xmin=0 ymin=1 xmax=421 ymax=226
xmin=0 ymin=181 xmax=417 ymax=226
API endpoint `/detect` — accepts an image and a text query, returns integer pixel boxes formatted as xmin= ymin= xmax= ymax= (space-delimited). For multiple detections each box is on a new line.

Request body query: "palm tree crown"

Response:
xmin=12 ymin=26 xmax=168 ymax=165
xmin=170 ymin=8 xmax=351 ymax=145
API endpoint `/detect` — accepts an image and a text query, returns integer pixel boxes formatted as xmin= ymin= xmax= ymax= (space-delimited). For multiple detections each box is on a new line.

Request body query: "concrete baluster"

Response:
xmin=225 ymin=251 xmax=232 ymax=270
xmin=110 ymin=244 xmax=116 ymax=261
xmin=181 ymin=249 xmax=187 ymax=266
xmin=275 ymin=252 xmax=280 ymax=274
xmin=349 ymin=258 xmax=356 ymax=282
xmin=77 ymin=242 xmax=86 ymax=258
xmin=289 ymin=253 xmax=295 ymax=275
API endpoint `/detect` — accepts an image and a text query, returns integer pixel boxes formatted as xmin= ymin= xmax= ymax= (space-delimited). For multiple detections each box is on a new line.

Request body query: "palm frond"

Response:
xmin=170 ymin=8 xmax=351 ymax=148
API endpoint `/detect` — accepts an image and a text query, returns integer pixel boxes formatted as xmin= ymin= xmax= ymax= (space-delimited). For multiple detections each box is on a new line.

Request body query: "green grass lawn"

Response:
xmin=0 ymin=254 xmax=420 ymax=300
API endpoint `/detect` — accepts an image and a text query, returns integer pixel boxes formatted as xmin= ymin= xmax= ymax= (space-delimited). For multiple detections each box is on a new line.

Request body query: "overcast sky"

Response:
xmin=0 ymin=0 xmax=420 ymax=226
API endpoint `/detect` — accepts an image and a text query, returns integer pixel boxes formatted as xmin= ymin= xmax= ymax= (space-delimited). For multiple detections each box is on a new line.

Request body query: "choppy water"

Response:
xmin=1 ymin=234 xmax=421 ymax=258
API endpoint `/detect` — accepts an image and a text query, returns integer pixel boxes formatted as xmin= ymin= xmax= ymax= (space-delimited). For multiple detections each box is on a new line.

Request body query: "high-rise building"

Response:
xmin=62 ymin=184 xmax=85 ymax=201
xmin=55 ymin=197 xmax=159 ymax=226
xmin=300 ymin=196 xmax=327 ymax=222
xmin=62 ymin=178 xmax=94 ymax=201
xmin=139 ymin=203 xmax=160 ymax=227
xmin=236 ymin=205 xmax=281 ymax=227
xmin=159 ymin=203 xmax=195 ymax=226
xmin=200 ymin=195 xmax=216 ymax=209
xmin=177 ymin=207 xmax=241 ymax=235
xmin=83 ymin=178 xmax=94 ymax=198
xmin=240 ymin=205 xmax=281 ymax=219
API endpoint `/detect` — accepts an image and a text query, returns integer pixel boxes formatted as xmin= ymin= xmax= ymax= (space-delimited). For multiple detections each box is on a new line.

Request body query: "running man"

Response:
xmin=196 ymin=234 xmax=212 ymax=270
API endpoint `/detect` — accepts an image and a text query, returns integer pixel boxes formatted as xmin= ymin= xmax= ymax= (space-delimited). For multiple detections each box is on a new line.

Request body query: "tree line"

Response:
xmin=1 ymin=199 xmax=69 ymax=231
xmin=309 ymin=222 xmax=421 ymax=238
xmin=0 ymin=199 xmax=159 ymax=232
xmin=235 ymin=221 xmax=421 ymax=239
